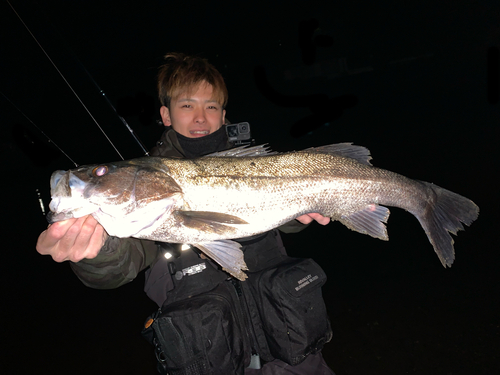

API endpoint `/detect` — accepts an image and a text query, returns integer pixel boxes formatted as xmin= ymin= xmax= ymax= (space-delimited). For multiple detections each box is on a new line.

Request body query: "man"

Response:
xmin=36 ymin=53 xmax=335 ymax=374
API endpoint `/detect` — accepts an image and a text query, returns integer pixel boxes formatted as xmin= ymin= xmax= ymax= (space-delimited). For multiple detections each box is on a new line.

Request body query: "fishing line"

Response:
xmin=6 ymin=0 xmax=124 ymax=160
xmin=1 ymin=90 xmax=79 ymax=167
xmin=2 ymin=89 xmax=76 ymax=217
xmin=76 ymin=62 xmax=150 ymax=156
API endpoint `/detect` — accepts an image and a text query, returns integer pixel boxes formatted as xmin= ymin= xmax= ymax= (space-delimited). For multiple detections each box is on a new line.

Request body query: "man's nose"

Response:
xmin=194 ymin=108 xmax=206 ymax=123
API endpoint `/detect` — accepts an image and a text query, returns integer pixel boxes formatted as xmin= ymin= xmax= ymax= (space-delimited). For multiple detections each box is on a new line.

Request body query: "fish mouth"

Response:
xmin=50 ymin=170 xmax=68 ymax=191
xmin=48 ymin=170 xmax=99 ymax=223
xmin=47 ymin=195 xmax=100 ymax=223
xmin=46 ymin=210 xmax=76 ymax=224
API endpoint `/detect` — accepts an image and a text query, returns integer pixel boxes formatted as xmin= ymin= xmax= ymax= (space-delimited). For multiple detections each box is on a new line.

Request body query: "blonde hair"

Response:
xmin=158 ymin=52 xmax=228 ymax=109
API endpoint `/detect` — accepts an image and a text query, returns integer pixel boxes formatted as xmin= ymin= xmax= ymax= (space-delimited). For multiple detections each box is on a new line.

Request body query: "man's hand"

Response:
xmin=295 ymin=213 xmax=331 ymax=225
xmin=36 ymin=215 xmax=108 ymax=263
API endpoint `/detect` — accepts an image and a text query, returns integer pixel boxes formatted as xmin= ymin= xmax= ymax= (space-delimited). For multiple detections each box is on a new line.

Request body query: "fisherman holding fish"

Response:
xmin=37 ymin=53 xmax=336 ymax=374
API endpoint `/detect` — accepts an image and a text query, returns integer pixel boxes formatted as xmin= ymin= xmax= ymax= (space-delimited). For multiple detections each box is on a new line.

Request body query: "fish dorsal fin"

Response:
xmin=304 ymin=143 xmax=373 ymax=166
xmin=205 ymin=144 xmax=277 ymax=158
xmin=338 ymin=204 xmax=390 ymax=240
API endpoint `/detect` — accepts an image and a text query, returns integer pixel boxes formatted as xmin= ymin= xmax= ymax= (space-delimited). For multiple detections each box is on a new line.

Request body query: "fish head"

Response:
xmin=47 ymin=157 xmax=183 ymax=237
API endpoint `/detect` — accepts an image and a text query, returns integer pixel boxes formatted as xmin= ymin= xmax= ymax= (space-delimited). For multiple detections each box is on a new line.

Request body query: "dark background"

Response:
xmin=1 ymin=1 xmax=498 ymax=374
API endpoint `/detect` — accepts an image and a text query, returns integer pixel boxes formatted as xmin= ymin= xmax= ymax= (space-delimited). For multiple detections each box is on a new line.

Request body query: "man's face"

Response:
xmin=160 ymin=82 xmax=226 ymax=138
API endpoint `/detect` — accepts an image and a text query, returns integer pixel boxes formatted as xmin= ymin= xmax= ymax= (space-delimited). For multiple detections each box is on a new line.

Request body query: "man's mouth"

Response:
xmin=189 ymin=130 xmax=210 ymax=137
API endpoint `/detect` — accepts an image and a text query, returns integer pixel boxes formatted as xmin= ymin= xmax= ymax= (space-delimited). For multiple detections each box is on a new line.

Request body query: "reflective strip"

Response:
xmin=182 ymin=263 xmax=206 ymax=276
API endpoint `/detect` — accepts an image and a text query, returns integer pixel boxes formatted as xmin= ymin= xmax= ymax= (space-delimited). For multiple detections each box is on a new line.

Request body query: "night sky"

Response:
xmin=1 ymin=1 xmax=499 ymax=374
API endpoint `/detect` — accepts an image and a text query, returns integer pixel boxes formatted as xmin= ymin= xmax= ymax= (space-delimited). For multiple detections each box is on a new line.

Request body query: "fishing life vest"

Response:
xmin=142 ymin=230 xmax=333 ymax=375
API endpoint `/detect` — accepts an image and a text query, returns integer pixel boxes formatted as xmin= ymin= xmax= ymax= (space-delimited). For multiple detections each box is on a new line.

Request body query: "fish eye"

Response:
xmin=93 ymin=165 xmax=108 ymax=177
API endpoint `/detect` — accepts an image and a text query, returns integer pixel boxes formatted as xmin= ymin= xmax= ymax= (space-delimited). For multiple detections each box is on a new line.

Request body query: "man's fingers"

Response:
xmin=36 ymin=219 xmax=78 ymax=255
xmin=54 ymin=217 xmax=89 ymax=260
xmin=67 ymin=216 xmax=104 ymax=262
xmin=296 ymin=214 xmax=314 ymax=224
xmin=84 ymin=223 xmax=108 ymax=259
xmin=308 ymin=213 xmax=331 ymax=225
xmin=295 ymin=213 xmax=331 ymax=226
xmin=35 ymin=215 xmax=106 ymax=263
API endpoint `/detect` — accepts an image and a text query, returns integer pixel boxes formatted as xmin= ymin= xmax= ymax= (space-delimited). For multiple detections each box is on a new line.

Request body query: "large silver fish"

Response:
xmin=47 ymin=144 xmax=479 ymax=280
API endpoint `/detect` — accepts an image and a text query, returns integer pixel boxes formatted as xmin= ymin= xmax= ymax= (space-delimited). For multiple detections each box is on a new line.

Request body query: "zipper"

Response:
xmin=229 ymin=278 xmax=256 ymax=362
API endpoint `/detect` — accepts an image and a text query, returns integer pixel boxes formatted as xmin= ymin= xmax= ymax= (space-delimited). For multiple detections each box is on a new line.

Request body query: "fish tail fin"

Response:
xmin=416 ymin=182 xmax=479 ymax=267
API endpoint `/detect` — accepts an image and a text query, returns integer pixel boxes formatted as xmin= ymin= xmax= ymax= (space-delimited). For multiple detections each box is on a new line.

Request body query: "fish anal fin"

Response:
xmin=339 ymin=204 xmax=390 ymax=240
xmin=195 ymin=240 xmax=249 ymax=280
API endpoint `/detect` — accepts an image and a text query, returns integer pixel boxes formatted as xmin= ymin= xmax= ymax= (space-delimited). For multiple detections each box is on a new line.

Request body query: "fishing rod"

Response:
xmin=76 ymin=62 xmax=150 ymax=156
xmin=1 ymin=89 xmax=74 ymax=217
xmin=6 ymin=0 xmax=140 ymax=218
xmin=1 ymin=91 xmax=79 ymax=167
xmin=1 ymin=89 xmax=79 ymax=216
xmin=6 ymin=0 xmax=126 ymax=160
xmin=39 ymin=6 xmax=150 ymax=157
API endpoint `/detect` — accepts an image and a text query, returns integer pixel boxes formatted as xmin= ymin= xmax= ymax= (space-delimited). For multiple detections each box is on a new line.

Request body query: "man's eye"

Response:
xmin=182 ymin=104 xmax=192 ymax=108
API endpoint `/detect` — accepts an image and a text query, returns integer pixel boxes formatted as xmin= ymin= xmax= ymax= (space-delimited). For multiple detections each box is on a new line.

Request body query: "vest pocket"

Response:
xmin=248 ymin=257 xmax=333 ymax=365
xmin=142 ymin=282 xmax=250 ymax=375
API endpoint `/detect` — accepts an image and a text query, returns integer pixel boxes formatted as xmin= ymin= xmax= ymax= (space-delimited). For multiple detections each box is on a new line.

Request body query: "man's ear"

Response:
xmin=160 ymin=106 xmax=172 ymax=127
xmin=222 ymin=109 xmax=226 ymax=125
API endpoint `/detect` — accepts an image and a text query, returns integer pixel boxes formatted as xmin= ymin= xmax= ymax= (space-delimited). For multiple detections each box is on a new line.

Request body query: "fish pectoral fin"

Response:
xmin=175 ymin=211 xmax=246 ymax=237
xmin=179 ymin=211 xmax=248 ymax=224
xmin=194 ymin=240 xmax=249 ymax=281
xmin=339 ymin=204 xmax=390 ymax=240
